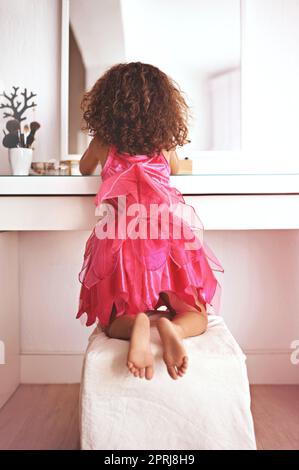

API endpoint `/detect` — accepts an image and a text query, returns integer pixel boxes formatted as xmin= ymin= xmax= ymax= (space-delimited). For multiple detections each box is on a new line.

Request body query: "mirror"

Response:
xmin=68 ymin=0 xmax=241 ymax=157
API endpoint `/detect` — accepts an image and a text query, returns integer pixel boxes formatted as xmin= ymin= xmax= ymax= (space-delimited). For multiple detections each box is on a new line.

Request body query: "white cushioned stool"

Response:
xmin=79 ymin=314 xmax=256 ymax=450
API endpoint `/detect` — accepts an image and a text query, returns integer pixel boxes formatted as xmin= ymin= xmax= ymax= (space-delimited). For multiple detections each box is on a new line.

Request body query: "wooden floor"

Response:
xmin=0 ymin=384 xmax=298 ymax=450
xmin=250 ymin=385 xmax=299 ymax=450
xmin=0 ymin=384 xmax=80 ymax=450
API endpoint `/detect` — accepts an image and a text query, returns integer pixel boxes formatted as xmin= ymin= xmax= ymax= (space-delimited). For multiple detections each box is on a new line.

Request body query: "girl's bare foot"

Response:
xmin=157 ymin=317 xmax=188 ymax=380
xmin=127 ymin=313 xmax=154 ymax=380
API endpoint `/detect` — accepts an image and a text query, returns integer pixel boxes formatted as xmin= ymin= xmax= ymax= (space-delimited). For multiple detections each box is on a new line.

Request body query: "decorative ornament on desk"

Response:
xmin=0 ymin=86 xmax=41 ymax=175
xmin=178 ymin=156 xmax=193 ymax=174
xmin=176 ymin=138 xmax=193 ymax=174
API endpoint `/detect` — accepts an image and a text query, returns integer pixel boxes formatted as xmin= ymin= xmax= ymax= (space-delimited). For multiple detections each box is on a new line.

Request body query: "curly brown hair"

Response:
xmin=80 ymin=62 xmax=191 ymax=156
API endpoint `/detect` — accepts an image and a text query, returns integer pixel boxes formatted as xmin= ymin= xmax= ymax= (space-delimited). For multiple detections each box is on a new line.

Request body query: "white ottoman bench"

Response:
xmin=79 ymin=314 xmax=256 ymax=450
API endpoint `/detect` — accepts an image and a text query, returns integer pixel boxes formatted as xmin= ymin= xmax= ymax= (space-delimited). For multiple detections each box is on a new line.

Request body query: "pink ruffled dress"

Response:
xmin=76 ymin=145 xmax=224 ymax=328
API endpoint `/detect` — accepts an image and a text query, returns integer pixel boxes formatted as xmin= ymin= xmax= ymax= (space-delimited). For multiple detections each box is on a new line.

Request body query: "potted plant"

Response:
xmin=0 ymin=86 xmax=41 ymax=175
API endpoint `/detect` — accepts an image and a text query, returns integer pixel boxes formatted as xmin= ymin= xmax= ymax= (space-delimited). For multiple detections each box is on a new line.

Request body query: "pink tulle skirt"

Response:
xmin=76 ymin=210 xmax=223 ymax=328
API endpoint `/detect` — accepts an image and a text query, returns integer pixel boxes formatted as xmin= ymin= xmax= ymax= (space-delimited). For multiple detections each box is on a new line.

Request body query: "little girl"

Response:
xmin=76 ymin=62 xmax=224 ymax=381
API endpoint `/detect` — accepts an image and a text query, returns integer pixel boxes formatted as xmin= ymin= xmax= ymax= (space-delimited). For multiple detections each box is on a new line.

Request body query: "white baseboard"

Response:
xmin=20 ymin=350 xmax=299 ymax=384
xmin=20 ymin=353 xmax=84 ymax=384
xmin=245 ymin=349 xmax=299 ymax=384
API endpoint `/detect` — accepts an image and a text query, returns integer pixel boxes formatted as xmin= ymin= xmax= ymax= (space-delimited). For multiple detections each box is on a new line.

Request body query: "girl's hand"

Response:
xmin=79 ymin=135 xmax=109 ymax=175
xmin=169 ymin=149 xmax=180 ymax=175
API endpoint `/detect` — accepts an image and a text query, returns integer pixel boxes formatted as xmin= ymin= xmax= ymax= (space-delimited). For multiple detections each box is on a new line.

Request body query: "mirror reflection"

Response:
xmin=69 ymin=0 xmax=241 ymax=156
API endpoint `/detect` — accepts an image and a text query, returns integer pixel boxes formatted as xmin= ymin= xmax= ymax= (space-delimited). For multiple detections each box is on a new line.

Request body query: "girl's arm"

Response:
xmin=168 ymin=149 xmax=180 ymax=175
xmin=79 ymin=135 xmax=109 ymax=175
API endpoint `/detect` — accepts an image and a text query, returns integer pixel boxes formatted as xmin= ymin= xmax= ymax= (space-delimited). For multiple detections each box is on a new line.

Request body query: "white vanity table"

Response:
xmin=1 ymin=174 xmax=299 ymax=231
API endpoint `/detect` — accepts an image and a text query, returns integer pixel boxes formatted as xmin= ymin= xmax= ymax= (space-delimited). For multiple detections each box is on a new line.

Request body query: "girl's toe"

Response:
xmin=182 ymin=357 xmax=188 ymax=368
xmin=167 ymin=365 xmax=178 ymax=380
xmin=145 ymin=365 xmax=154 ymax=380
xmin=139 ymin=368 xmax=145 ymax=378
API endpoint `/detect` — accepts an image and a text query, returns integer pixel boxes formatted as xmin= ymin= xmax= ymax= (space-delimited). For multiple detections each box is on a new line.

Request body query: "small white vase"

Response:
xmin=8 ymin=148 xmax=33 ymax=175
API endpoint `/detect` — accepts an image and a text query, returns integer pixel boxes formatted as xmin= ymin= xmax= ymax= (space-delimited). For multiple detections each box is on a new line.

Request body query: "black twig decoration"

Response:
xmin=1 ymin=86 xmax=40 ymax=149
xmin=0 ymin=86 xmax=37 ymax=122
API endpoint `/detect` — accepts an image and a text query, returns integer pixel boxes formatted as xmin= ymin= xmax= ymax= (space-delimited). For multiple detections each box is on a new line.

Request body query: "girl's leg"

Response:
xmin=105 ymin=308 xmax=154 ymax=380
xmin=171 ymin=309 xmax=208 ymax=338
xmin=157 ymin=292 xmax=208 ymax=380
xmin=105 ymin=313 xmax=135 ymax=340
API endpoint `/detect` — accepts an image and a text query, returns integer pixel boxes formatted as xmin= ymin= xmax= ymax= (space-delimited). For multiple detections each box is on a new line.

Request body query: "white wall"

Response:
xmin=242 ymin=0 xmax=299 ymax=160
xmin=19 ymin=231 xmax=92 ymax=355
xmin=209 ymin=68 xmax=241 ymax=150
xmin=0 ymin=233 xmax=20 ymax=408
xmin=0 ymin=0 xmax=61 ymax=174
